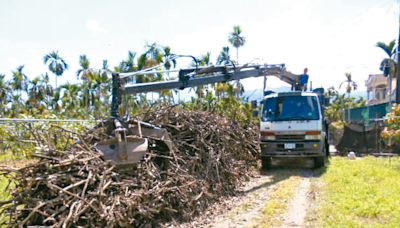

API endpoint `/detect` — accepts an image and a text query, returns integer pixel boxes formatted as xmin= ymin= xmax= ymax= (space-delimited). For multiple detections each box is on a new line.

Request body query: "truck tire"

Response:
xmin=314 ymin=156 xmax=325 ymax=168
xmin=262 ymin=157 xmax=272 ymax=170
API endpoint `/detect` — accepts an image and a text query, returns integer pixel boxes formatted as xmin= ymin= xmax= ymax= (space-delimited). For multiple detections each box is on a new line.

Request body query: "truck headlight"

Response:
xmin=265 ymin=135 xmax=276 ymax=140
xmin=261 ymin=132 xmax=275 ymax=141
xmin=305 ymin=131 xmax=321 ymax=140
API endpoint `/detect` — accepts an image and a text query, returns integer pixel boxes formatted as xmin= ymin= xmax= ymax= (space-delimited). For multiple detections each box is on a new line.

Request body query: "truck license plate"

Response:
xmin=284 ymin=143 xmax=296 ymax=149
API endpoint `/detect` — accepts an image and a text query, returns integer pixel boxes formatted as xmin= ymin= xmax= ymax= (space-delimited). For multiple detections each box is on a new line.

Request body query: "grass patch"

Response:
xmin=317 ymin=156 xmax=400 ymax=227
xmin=0 ymin=152 xmax=32 ymax=226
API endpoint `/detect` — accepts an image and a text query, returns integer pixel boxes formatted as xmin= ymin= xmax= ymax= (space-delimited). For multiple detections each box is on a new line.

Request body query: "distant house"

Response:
xmin=365 ymin=74 xmax=395 ymax=105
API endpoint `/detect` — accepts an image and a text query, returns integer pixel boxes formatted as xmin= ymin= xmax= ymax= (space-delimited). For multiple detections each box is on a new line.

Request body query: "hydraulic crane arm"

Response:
xmin=111 ymin=63 xmax=300 ymax=117
xmin=121 ymin=64 xmax=299 ymax=94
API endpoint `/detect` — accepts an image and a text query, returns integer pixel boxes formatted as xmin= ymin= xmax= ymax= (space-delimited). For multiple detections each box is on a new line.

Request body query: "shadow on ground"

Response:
xmin=244 ymin=157 xmax=328 ymax=195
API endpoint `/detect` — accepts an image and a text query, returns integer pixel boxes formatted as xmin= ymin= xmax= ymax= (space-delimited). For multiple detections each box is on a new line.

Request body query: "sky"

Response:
xmin=0 ymin=0 xmax=398 ymax=94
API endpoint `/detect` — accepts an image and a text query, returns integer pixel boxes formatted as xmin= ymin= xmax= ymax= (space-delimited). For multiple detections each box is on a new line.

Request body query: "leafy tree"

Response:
xmin=228 ymin=25 xmax=246 ymax=64
xmin=325 ymin=87 xmax=366 ymax=123
xmin=43 ymin=51 xmax=69 ymax=88
xmin=382 ymin=104 xmax=400 ymax=145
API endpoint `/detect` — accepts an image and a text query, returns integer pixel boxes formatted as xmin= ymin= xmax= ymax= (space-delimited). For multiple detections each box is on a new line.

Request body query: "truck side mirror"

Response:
xmin=252 ymin=110 xmax=259 ymax=118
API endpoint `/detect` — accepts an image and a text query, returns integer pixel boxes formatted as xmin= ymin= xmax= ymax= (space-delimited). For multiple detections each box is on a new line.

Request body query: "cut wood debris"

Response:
xmin=0 ymin=107 xmax=260 ymax=227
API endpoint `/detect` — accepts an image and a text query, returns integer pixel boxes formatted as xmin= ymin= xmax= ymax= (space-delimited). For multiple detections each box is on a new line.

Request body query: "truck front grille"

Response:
xmin=275 ymin=134 xmax=305 ymax=141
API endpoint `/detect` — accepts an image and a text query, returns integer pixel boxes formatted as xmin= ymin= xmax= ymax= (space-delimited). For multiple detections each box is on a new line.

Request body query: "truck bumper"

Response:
xmin=261 ymin=141 xmax=324 ymax=158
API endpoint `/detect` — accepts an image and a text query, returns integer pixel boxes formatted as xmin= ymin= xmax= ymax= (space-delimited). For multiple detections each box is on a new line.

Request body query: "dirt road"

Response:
xmin=168 ymin=158 xmax=321 ymax=228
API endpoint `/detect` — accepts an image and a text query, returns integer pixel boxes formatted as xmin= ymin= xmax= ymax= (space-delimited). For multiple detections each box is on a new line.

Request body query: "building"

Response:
xmin=365 ymin=73 xmax=395 ymax=105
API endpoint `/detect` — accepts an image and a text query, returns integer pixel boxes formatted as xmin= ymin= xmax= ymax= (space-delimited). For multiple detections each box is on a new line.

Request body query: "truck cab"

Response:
xmin=260 ymin=90 xmax=328 ymax=168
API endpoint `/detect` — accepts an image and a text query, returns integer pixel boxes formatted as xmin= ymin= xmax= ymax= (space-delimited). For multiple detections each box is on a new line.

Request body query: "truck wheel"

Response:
xmin=262 ymin=157 xmax=272 ymax=170
xmin=314 ymin=156 xmax=325 ymax=168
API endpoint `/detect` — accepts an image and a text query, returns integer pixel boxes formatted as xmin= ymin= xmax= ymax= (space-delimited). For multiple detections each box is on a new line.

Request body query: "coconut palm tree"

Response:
xmin=228 ymin=25 xmax=246 ymax=64
xmin=43 ymin=51 xmax=69 ymax=88
xmin=339 ymin=72 xmax=357 ymax=97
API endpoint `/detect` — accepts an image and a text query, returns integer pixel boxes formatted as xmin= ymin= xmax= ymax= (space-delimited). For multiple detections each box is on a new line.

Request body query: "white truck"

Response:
xmin=259 ymin=89 xmax=329 ymax=168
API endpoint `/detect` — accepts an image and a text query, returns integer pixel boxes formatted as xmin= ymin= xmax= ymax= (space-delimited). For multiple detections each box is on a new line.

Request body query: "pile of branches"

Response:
xmin=0 ymin=108 xmax=260 ymax=227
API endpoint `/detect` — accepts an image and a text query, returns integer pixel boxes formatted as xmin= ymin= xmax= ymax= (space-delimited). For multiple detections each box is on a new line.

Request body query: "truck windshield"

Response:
xmin=262 ymin=95 xmax=320 ymax=121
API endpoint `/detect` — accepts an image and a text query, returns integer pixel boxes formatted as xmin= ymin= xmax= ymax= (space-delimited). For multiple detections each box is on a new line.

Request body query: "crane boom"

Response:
xmin=122 ymin=64 xmax=299 ymax=94
xmin=111 ymin=63 xmax=301 ymax=117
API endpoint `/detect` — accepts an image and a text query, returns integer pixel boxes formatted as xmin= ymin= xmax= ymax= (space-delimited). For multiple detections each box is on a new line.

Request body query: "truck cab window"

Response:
xmin=262 ymin=95 xmax=320 ymax=121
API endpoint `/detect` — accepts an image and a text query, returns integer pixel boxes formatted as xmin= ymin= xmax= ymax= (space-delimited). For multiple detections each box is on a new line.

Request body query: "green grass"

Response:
xmin=0 ymin=153 xmax=32 ymax=226
xmin=318 ymin=157 xmax=400 ymax=227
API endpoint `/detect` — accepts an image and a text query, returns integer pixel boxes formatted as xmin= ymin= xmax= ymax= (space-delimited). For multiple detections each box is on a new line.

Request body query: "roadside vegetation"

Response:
xmin=316 ymin=157 xmax=400 ymax=227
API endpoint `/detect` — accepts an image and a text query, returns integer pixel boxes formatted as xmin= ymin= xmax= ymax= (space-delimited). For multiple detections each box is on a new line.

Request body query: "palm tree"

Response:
xmin=137 ymin=43 xmax=163 ymax=71
xmin=43 ymin=51 xmax=69 ymax=88
xmin=10 ymin=65 xmax=28 ymax=116
xmin=0 ymin=74 xmax=10 ymax=115
xmin=376 ymin=40 xmax=396 ymax=102
xmin=376 ymin=40 xmax=396 ymax=58
xmin=118 ymin=51 xmax=137 ymax=73
xmin=339 ymin=72 xmax=357 ymax=97
xmin=60 ymin=83 xmax=81 ymax=116
xmin=376 ymin=40 xmax=396 ymax=76
xmin=199 ymin=52 xmax=212 ymax=66
xmin=163 ymin=46 xmax=176 ymax=71
xmin=76 ymin=55 xmax=96 ymax=112
xmin=11 ymin=65 xmax=28 ymax=96
xmin=26 ymin=73 xmax=53 ymax=113
xmin=76 ymin=55 xmax=93 ymax=80
xmin=217 ymin=46 xmax=231 ymax=65
xmin=228 ymin=25 xmax=246 ymax=64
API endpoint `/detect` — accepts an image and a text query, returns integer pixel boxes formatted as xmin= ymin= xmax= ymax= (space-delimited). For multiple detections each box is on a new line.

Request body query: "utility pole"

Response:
xmin=396 ymin=2 xmax=400 ymax=104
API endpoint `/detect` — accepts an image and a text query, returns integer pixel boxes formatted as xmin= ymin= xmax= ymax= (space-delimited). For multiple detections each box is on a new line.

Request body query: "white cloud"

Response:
xmin=86 ymin=19 xmax=108 ymax=33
